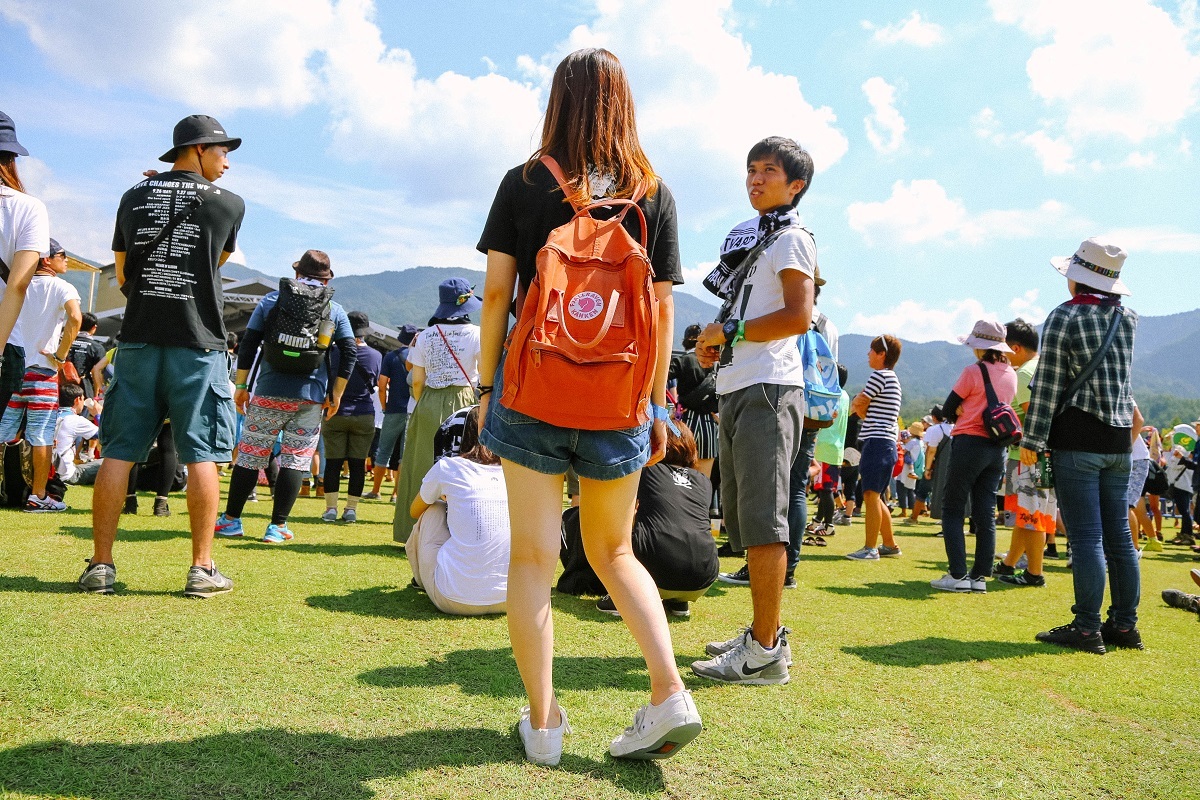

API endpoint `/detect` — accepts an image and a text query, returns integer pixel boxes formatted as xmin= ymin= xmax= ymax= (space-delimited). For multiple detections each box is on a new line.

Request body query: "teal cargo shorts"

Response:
xmin=99 ymin=342 xmax=236 ymax=464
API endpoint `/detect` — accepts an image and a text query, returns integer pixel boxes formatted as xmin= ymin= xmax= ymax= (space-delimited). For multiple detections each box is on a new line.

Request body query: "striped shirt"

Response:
xmin=860 ymin=369 xmax=901 ymax=440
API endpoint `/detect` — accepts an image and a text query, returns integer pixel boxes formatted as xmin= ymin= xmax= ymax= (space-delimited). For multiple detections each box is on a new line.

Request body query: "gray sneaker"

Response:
xmin=77 ymin=559 xmax=115 ymax=594
xmin=691 ymin=630 xmax=790 ymax=685
xmin=184 ymin=562 xmax=234 ymax=598
xmin=877 ymin=544 xmax=903 ymax=558
xmin=705 ymin=625 xmax=792 ymax=666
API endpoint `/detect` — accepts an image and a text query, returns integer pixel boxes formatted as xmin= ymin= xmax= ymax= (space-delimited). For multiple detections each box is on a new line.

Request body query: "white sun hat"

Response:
xmin=959 ymin=319 xmax=1013 ymax=353
xmin=1050 ymin=237 xmax=1130 ymax=295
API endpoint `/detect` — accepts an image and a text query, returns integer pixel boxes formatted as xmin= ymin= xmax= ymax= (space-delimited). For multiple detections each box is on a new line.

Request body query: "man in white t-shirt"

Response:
xmin=0 ymin=238 xmax=82 ymax=511
xmin=691 ymin=137 xmax=816 ymax=686
xmin=54 ymin=382 xmax=100 ymax=484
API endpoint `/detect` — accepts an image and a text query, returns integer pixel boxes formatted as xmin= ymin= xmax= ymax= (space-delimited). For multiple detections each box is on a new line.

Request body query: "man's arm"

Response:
xmin=696 ymin=269 xmax=814 ymax=362
xmin=114 ymin=251 xmax=127 ymax=287
xmin=54 ymin=299 xmax=83 ymax=363
xmin=378 ymin=374 xmax=390 ymax=409
xmin=219 ymin=251 xmax=233 ymax=266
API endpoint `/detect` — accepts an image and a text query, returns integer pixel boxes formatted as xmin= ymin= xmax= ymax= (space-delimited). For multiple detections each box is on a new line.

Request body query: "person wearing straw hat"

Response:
xmin=929 ymin=320 xmax=1017 ymax=593
xmin=0 ymin=110 xmax=47 ymax=404
xmin=393 ymin=278 xmax=481 ymax=544
xmin=1020 ymin=237 xmax=1141 ymax=654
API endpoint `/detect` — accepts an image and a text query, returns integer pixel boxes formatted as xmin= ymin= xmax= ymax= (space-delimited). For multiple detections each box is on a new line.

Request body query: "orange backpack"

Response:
xmin=500 ymin=156 xmax=659 ymax=431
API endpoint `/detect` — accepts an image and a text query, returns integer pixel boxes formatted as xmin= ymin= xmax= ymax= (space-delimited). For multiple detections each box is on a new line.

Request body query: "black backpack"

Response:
xmin=261 ymin=278 xmax=335 ymax=374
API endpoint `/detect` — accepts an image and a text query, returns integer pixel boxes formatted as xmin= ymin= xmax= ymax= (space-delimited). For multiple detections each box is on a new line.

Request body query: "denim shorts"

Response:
xmin=859 ymin=436 xmax=896 ymax=494
xmin=99 ymin=342 xmax=235 ymax=464
xmin=480 ymin=354 xmax=651 ymax=481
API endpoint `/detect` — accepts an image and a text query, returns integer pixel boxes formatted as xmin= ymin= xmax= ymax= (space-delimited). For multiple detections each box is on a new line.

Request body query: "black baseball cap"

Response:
xmin=159 ymin=114 xmax=242 ymax=162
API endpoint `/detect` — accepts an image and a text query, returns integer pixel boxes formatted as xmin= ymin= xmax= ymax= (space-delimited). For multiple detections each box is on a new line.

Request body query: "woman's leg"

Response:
xmin=579 ymin=472 xmax=686 ymax=707
xmin=503 ymin=460 xmax=569 ymax=730
xmin=968 ymin=447 xmax=1004 ymax=579
xmin=1147 ymin=494 xmax=1162 ymax=537
xmin=1100 ymin=456 xmax=1140 ymax=630
xmin=863 ymin=490 xmax=883 ymax=548
xmin=878 ymin=492 xmax=897 ymax=548
xmin=1052 ymin=451 xmax=1106 ymax=632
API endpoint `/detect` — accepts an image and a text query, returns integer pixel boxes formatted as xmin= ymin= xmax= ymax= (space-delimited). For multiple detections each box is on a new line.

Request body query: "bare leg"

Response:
xmin=863 ymin=490 xmax=883 ymax=548
xmin=31 ymin=445 xmax=51 ymax=498
xmin=91 ymin=458 xmax=135 ymax=564
xmin=503 ymin=461 xmax=567 ymax=730
xmin=579 ymin=473 xmax=686 ymax=705
xmin=1025 ymin=530 xmax=1045 ymax=575
xmin=746 ymin=542 xmax=786 ymax=648
xmin=1003 ymin=528 xmax=1029 ymax=567
xmin=186 ymin=462 xmax=220 ymax=567
xmin=371 ymin=465 xmax=387 ymax=496
xmin=878 ymin=494 xmax=897 ymax=548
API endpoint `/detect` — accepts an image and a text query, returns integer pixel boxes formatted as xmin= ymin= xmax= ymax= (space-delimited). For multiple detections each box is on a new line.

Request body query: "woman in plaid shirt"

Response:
xmin=1019 ymin=238 xmax=1140 ymax=655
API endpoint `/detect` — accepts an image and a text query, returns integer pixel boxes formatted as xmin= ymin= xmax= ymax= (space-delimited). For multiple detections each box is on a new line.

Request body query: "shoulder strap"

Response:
xmin=539 ymin=155 xmax=650 ymax=251
xmin=978 ymin=362 xmax=1000 ymax=407
xmin=435 ymin=325 xmax=472 ymax=385
xmin=121 ymin=194 xmax=206 ymax=293
xmin=716 ymin=227 xmax=788 ymax=324
xmin=1058 ymin=307 xmax=1125 ymax=413
xmin=0 ymin=253 xmax=9 ymax=285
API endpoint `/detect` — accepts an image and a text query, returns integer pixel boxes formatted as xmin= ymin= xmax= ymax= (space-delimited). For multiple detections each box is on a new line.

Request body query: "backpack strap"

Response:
xmin=540 ymin=155 xmax=651 ymax=252
xmin=434 ymin=325 xmax=473 ymax=385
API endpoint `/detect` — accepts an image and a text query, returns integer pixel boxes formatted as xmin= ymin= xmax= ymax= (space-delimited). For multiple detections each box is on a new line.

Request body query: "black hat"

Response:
xmin=293 ymin=249 xmax=333 ymax=280
xmin=159 ymin=114 xmax=242 ymax=163
xmin=348 ymin=311 xmax=371 ymax=338
xmin=398 ymin=324 xmax=419 ymax=346
xmin=0 ymin=111 xmax=28 ymax=157
xmin=46 ymin=238 xmax=65 ymax=258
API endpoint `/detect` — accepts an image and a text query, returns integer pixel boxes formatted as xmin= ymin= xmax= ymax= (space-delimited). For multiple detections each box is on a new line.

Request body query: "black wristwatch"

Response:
xmin=722 ymin=318 xmax=742 ymax=345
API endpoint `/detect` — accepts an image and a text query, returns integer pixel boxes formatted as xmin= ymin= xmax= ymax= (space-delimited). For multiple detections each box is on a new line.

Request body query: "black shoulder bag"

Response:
xmin=0 ymin=254 xmax=26 ymax=399
xmin=979 ymin=363 xmax=1022 ymax=447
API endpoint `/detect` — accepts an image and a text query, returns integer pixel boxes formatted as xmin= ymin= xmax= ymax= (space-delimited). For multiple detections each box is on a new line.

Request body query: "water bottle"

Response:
xmin=316 ymin=318 xmax=335 ymax=349
xmin=1035 ymin=452 xmax=1054 ymax=489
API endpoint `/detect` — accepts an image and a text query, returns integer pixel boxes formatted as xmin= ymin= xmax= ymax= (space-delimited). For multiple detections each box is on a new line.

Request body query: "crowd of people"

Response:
xmin=2 ymin=46 xmax=1197 ymax=770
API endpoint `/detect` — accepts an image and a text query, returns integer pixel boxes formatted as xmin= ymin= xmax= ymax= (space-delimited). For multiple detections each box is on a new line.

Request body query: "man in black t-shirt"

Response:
xmin=67 ymin=313 xmax=107 ymax=399
xmin=80 ymin=115 xmax=246 ymax=599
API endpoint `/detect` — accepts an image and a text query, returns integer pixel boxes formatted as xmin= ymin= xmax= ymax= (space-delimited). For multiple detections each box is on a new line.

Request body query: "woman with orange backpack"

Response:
xmin=475 ymin=48 xmax=700 ymax=766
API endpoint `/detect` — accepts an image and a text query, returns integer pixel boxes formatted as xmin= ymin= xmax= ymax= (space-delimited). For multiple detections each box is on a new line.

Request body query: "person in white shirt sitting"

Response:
xmin=54 ymin=382 xmax=100 ymax=485
xmin=407 ymin=406 xmax=509 ymax=616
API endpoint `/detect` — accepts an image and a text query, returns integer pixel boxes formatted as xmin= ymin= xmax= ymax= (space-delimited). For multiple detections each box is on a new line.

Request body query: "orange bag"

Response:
xmin=500 ymin=156 xmax=659 ymax=431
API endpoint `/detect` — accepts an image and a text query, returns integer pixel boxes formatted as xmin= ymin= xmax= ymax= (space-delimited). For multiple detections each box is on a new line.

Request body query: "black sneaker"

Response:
xmin=596 ymin=594 xmax=621 ymax=617
xmin=1044 ymin=546 xmax=1059 ymax=559
xmin=1036 ymin=623 xmax=1105 ymax=655
xmin=716 ymin=542 xmax=736 ymax=558
xmin=783 ymin=572 xmax=797 ymax=589
xmin=997 ymin=570 xmax=1045 ymax=587
xmin=994 ymin=562 xmax=1016 ymax=577
xmin=153 ymin=497 xmax=170 ymax=517
xmin=717 ymin=564 xmax=751 ymax=585
xmin=1162 ymin=588 xmax=1200 ymax=613
xmin=1099 ymin=620 xmax=1145 ymax=650
xmin=122 ymin=495 xmax=137 ymax=515
xmin=662 ymin=599 xmax=690 ymax=618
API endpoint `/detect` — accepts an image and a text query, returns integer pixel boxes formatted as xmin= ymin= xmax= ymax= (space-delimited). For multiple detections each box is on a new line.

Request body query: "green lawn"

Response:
xmin=1 ymin=482 xmax=1197 ymax=800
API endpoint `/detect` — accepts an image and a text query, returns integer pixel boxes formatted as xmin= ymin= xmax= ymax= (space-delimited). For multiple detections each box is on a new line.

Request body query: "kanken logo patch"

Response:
xmin=568 ymin=291 xmax=604 ymax=321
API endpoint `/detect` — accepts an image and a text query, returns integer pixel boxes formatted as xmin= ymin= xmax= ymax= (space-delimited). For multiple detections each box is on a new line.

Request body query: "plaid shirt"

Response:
xmin=1022 ymin=299 xmax=1137 ymax=453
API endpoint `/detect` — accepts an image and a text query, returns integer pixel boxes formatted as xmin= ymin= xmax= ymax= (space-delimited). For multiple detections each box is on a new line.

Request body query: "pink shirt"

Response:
xmin=950 ymin=361 xmax=1018 ymax=439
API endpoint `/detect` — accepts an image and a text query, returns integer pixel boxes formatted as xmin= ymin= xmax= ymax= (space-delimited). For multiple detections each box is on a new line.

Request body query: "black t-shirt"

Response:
xmin=476 ymin=161 xmax=684 ymax=293
xmin=631 ymin=463 xmax=719 ymax=592
xmin=67 ymin=332 xmax=107 ymax=398
xmin=112 ymin=170 xmax=245 ymax=349
xmin=670 ymin=351 xmax=718 ymax=413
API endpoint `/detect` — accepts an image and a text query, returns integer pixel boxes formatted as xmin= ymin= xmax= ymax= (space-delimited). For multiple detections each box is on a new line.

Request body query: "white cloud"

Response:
xmin=973 ymin=108 xmax=1005 ymax=144
xmin=846 ymin=179 xmax=1087 ymax=246
xmin=1182 ymin=135 xmax=1194 ymax=156
xmin=862 ymin=77 xmax=906 ymax=154
xmin=1123 ymin=151 xmax=1157 ymax=168
xmin=990 ymin=0 xmax=1200 ymax=143
xmin=848 ymin=293 xmax=1048 ymax=343
xmin=1021 ymin=130 xmax=1075 ymax=173
xmin=1105 ymin=226 xmax=1200 ymax=253
xmin=862 ymin=11 xmax=945 ymax=47
xmin=1008 ymin=289 xmax=1046 ymax=322
xmin=18 ymin=158 xmax=114 ymax=263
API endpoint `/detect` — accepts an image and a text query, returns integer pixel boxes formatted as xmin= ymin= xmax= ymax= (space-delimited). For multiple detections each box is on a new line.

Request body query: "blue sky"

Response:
xmin=2 ymin=0 xmax=1198 ymax=341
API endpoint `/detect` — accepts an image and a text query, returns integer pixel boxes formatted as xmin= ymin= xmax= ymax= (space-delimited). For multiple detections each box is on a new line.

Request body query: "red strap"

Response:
xmin=434 ymin=325 xmax=473 ymax=386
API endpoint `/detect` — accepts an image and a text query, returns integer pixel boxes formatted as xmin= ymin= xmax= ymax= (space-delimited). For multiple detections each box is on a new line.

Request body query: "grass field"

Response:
xmin=1 ymin=481 xmax=1198 ymax=800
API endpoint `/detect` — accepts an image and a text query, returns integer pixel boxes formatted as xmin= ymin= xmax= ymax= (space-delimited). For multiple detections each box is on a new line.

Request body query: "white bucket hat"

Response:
xmin=1051 ymin=237 xmax=1130 ymax=295
xmin=959 ymin=319 xmax=1013 ymax=353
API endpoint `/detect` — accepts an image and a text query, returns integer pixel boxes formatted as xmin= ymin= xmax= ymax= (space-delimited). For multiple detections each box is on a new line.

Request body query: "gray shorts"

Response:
xmin=718 ymin=382 xmax=804 ymax=552
xmin=1128 ymin=458 xmax=1150 ymax=508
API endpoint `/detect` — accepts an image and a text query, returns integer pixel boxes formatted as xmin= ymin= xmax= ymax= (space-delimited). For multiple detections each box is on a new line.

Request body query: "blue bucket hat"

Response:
xmin=0 ymin=111 xmax=29 ymax=156
xmin=433 ymin=278 xmax=482 ymax=320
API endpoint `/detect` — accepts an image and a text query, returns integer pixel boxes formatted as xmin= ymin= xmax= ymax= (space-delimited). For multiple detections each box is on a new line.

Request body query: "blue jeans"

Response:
xmin=940 ymin=435 xmax=1005 ymax=579
xmin=1052 ymin=449 xmax=1140 ymax=632
xmin=786 ymin=427 xmax=820 ymax=571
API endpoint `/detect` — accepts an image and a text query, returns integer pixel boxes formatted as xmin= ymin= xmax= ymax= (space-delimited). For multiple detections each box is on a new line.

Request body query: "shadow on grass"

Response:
xmin=0 ymin=728 xmax=665 ymax=798
xmin=55 ymin=525 xmax=188 ymax=543
xmin=231 ymin=541 xmax=404 ymax=558
xmin=0 ymin=575 xmax=176 ymax=597
xmin=844 ymin=636 xmax=1047 ymax=666
xmin=361 ymin=648 xmax=655 ymax=696
xmin=306 ymin=585 xmax=442 ymax=621
xmin=817 ymin=580 xmax=940 ymax=600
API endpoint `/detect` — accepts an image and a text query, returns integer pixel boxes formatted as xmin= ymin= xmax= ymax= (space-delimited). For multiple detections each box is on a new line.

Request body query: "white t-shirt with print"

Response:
xmin=11 ymin=274 xmax=80 ymax=370
xmin=715 ymin=218 xmax=817 ymax=396
xmin=409 ymin=324 xmax=480 ymax=389
xmin=53 ymin=409 xmax=99 ymax=482
xmin=419 ymin=456 xmax=510 ymax=606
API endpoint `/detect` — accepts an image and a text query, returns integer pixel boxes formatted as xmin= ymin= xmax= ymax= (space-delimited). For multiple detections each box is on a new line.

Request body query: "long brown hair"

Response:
xmin=524 ymin=48 xmax=657 ymax=206
xmin=0 ymin=153 xmax=24 ymax=193
xmin=458 ymin=406 xmax=500 ymax=466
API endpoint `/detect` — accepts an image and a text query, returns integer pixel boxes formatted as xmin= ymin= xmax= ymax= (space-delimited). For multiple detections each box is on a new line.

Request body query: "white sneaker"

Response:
xmin=691 ymin=630 xmax=790 ymax=685
xmin=518 ymin=704 xmax=570 ymax=767
xmin=930 ymin=573 xmax=972 ymax=593
xmin=610 ymin=690 xmax=702 ymax=760
xmin=845 ymin=547 xmax=880 ymax=561
xmin=971 ymin=576 xmax=987 ymax=593
xmin=705 ymin=625 xmax=793 ymax=666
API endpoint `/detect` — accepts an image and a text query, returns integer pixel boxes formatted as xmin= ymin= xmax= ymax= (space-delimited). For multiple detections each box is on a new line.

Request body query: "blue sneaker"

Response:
xmin=214 ymin=513 xmax=244 ymax=537
xmin=262 ymin=523 xmax=294 ymax=543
